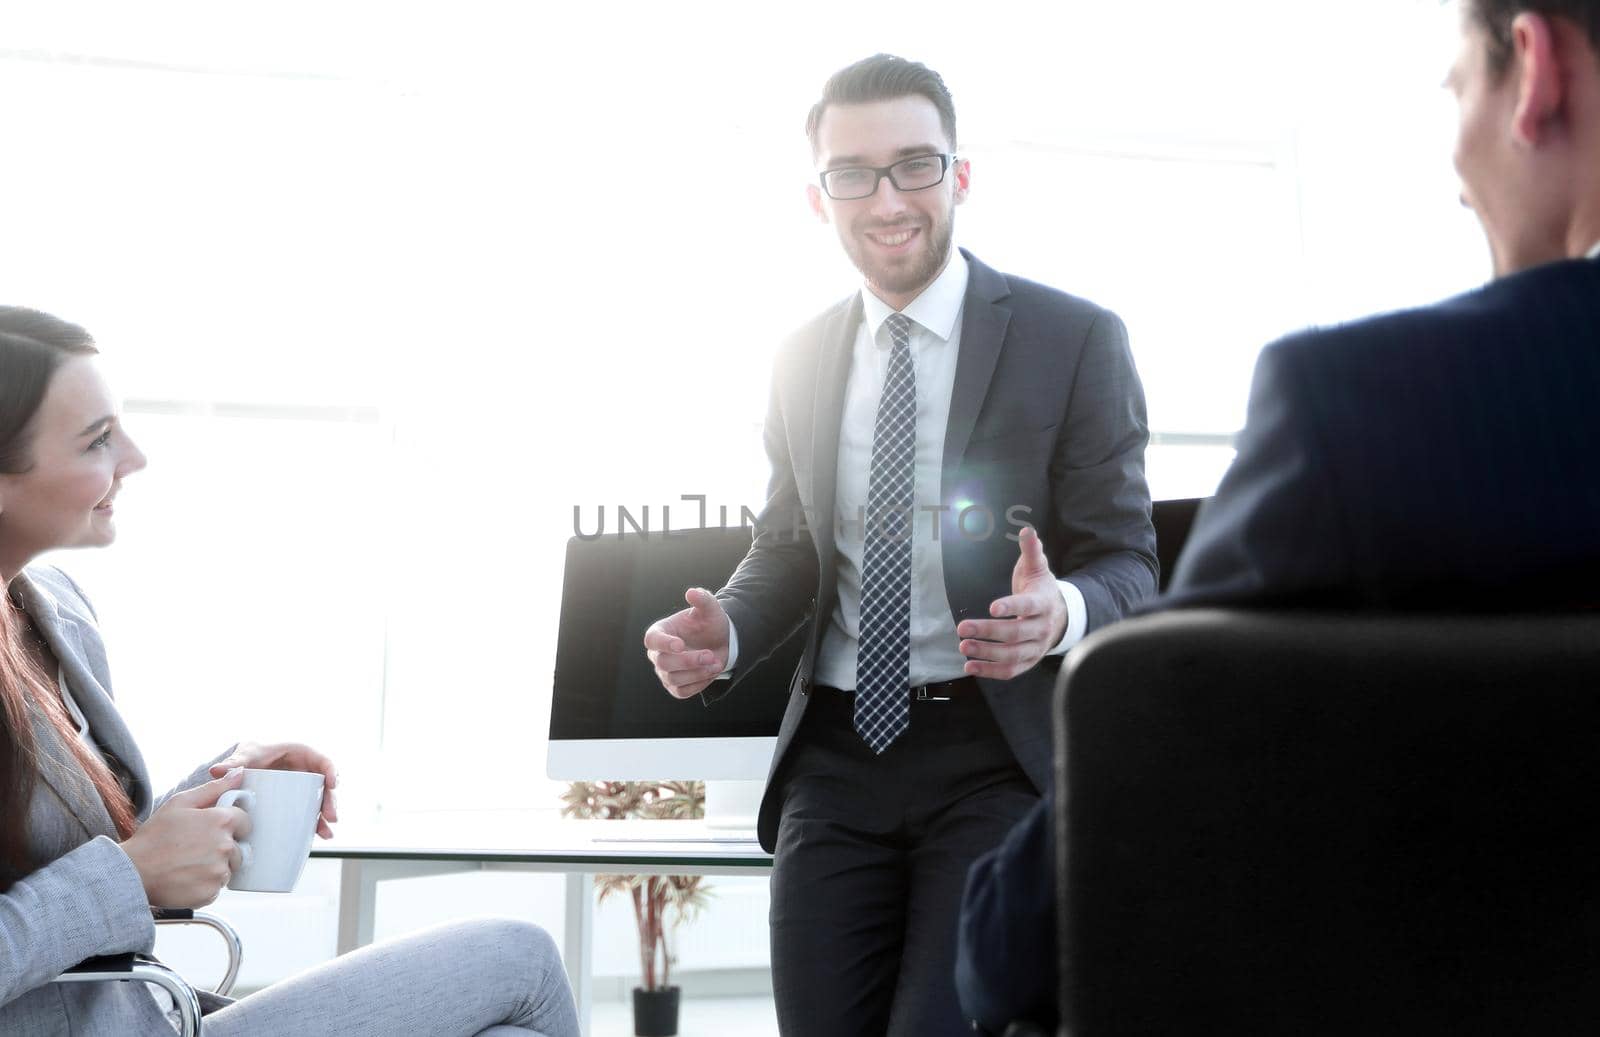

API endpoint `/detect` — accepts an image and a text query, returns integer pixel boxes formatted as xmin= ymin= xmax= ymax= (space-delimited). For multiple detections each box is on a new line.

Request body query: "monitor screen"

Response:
xmin=547 ymin=527 xmax=806 ymax=779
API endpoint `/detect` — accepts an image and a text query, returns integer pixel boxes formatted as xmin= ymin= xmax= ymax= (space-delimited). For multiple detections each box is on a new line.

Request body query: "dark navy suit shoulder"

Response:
xmin=1266 ymin=255 xmax=1600 ymax=363
xmin=1167 ymin=254 xmax=1600 ymax=609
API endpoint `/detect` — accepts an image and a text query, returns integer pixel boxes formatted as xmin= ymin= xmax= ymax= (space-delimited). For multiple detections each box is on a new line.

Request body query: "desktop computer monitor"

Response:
xmin=547 ymin=500 xmax=1200 ymax=828
xmin=547 ymin=527 xmax=805 ymax=791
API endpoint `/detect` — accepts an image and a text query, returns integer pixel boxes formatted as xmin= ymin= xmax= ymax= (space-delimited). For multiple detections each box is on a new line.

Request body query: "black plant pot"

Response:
xmin=633 ymin=985 xmax=680 ymax=1036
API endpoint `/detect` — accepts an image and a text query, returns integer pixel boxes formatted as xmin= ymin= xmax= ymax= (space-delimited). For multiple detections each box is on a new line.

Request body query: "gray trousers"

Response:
xmin=201 ymin=918 xmax=580 ymax=1037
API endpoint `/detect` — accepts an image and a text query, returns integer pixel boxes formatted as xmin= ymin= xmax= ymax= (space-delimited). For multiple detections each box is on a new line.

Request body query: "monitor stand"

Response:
xmin=703 ymin=780 xmax=764 ymax=831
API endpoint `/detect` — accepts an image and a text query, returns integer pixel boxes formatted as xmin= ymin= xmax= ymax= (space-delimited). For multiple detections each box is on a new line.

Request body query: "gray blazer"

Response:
xmin=712 ymin=251 xmax=1158 ymax=849
xmin=1 ymin=566 xmax=228 ymax=1036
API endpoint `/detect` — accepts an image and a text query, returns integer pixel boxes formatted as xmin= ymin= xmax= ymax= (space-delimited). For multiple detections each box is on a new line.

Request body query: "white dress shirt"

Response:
xmin=726 ymin=250 xmax=1087 ymax=685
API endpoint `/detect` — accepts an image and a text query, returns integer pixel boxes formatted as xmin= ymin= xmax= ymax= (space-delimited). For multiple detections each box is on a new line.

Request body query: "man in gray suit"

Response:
xmin=643 ymin=54 xmax=1156 ymax=1035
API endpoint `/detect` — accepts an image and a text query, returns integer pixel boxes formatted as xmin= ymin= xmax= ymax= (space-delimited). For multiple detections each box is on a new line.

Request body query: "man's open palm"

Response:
xmin=956 ymin=526 xmax=1068 ymax=680
xmin=643 ymin=587 xmax=731 ymax=699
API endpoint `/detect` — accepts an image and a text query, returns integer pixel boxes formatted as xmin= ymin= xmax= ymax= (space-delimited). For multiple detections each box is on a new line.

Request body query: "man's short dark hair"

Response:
xmin=805 ymin=54 xmax=957 ymax=156
xmin=1469 ymin=0 xmax=1600 ymax=76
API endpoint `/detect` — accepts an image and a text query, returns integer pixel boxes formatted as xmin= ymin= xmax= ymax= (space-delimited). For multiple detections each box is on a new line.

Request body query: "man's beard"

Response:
xmin=841 ymin=211 xmax=955 ymax=301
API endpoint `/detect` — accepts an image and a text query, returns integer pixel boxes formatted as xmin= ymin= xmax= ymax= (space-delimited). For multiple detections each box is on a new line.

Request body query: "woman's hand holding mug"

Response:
xmin=120 ymin=767 xmax=251 ymax=908
xmin=210 ymin=741 xmax=338 ymax=838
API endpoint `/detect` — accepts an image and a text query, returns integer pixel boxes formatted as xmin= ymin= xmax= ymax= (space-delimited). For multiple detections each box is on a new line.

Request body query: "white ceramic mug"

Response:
xmin=216 ymin=768 xmax=324 ymax=893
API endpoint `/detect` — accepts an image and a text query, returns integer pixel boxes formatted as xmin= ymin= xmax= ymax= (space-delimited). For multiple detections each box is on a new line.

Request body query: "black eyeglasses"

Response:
xmin=818 ymin=154 xmax=956 ymax=200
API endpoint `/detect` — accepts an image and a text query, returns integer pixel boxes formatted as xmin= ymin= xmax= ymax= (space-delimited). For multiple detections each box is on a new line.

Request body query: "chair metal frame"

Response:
xmin=49 ymin=908 xmax=243 ymax=1037
xmin=155 ymin=908 xmax=243 ymax=997
xmin=54 ymin=954 xmax=204 ymax=1037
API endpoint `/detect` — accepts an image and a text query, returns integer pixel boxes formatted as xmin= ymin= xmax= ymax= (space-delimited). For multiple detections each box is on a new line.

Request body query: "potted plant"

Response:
xmin=561 ymin=780 xmax=712 ymax=1037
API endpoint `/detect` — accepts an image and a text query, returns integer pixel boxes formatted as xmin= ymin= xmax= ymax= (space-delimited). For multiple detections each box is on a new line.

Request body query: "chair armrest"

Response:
xmin=154 ymin=908 xmax=243 ymax=996
xmin=53 ymin=953 xmax=203 ymax=1036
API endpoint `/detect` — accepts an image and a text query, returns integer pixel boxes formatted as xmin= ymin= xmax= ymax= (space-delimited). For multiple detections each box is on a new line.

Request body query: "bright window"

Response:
xmin=6 ymin=0 xmax=1486 ymax=812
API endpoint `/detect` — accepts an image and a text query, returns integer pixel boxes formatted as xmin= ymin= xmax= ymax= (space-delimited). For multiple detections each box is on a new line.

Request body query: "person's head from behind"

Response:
xmin=1448 ymin=0 xmax=1600 ymax=274
xmin=805 ymin=54 xmax=971 ymax=309
xmin=0 ymin=307 xmax=146 ymax=583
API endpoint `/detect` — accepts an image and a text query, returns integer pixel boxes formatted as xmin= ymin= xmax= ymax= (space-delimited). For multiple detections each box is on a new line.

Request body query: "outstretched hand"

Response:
xmin=956 ymin=525 xmax=1068 ymax=681
xmin=643 ymin=587 xmax=731 ymax=700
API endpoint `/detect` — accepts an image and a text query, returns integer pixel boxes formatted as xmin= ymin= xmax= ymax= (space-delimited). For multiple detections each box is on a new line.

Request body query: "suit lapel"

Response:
xmin=943 ymin=252 xmax=1013 ymax=470
xmin=808 ymin=257 xmax=1012 ymax=555
xmin=28 ymin=705 xmax=116 ymax=841
xmin=12 ymin=572 xmax=153 ymax=823
xmin=808 ymin=294 xmax=863 ymax=568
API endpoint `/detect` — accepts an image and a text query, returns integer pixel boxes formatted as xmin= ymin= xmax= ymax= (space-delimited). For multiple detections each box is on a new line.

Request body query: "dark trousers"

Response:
xmin=769 ymin=686 xmax=1038 ymax=1037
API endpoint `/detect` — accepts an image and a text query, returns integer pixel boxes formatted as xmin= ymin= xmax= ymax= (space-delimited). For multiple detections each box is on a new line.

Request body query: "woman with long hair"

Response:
xmin=0 ymin=307 xmax=578 ymax=1036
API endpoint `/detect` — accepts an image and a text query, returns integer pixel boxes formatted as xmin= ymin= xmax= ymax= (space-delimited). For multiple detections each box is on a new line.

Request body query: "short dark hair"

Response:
xmin=1468 ymin=0 xmax=1600 ymax=76
xmin=804 ymin=54 xmax=957 ymax=157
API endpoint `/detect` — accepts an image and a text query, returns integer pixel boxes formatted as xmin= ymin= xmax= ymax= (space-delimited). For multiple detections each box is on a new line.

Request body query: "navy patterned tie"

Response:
xmin=855 ymin=312 xmax=916 ymax=753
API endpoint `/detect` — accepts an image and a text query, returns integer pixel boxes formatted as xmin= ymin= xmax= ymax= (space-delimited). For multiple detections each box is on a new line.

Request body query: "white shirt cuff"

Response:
xmin=717 ymin=620 xmax=739 ymax=679
xmin=1047 ymin=579 xmax=1088 ymax=655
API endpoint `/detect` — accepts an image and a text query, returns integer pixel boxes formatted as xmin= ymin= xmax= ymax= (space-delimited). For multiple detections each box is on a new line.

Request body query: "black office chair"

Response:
xmin=1054 ymin=609 xmax=1600 ymax=1035
xmin=1149 ymin=496 xmax=1201 ymax=593
xmin=975 ymin=498 xmax=1205 ymax=1037
xmin=51 ymin=908 xmax=243 ymax=1037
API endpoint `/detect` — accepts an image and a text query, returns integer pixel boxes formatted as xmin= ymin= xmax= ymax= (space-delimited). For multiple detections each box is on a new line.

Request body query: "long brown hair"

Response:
xmin=0 ymin=307 xmax=138 ymax=887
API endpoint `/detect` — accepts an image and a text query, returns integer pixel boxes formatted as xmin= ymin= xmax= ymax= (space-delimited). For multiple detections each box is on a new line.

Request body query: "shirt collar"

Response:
xmin=860 ymin=249 xmax=970 ymax=347
xmin=1586 ymin=240 xmax=1600 ymax=260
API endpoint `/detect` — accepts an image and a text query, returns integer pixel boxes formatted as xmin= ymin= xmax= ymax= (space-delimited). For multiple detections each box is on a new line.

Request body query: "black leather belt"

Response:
xmin=819 ymin=677 xmax=981 ymax=701
xmin=913 ymin=676 xmax=980 ymax=701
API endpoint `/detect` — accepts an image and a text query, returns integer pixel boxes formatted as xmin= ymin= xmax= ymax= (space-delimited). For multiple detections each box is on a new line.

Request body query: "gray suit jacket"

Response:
xmin=711 ymin=251 xmax=1158 ymax=849
xmin=1 ymin=566 xmax=228 ymax=1036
